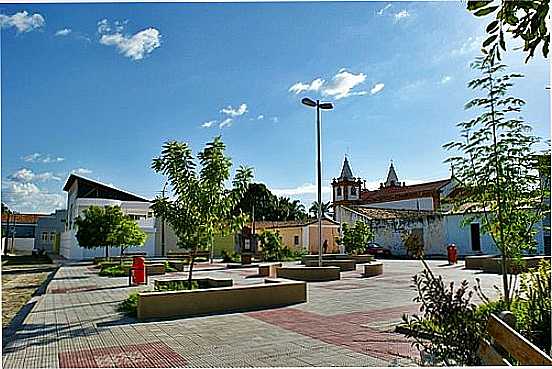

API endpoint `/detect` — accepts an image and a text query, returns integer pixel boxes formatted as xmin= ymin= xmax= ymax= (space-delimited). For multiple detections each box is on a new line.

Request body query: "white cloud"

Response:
xmin=221 ymin=103 xmax=248 ymax=117
xmin=8 ymin=168 xmax=61 ymax=183
xmin=201 ymin=120 xmax=216 ymax=128
xmin=450 ymin=36 xmax=484 ymax=57
xmin=440 ymin=75 xmax=452 ymax=84
xmin=22 ymin=153 xmax=65 ymax=163
xmin=1 ymin=181 xmax=65 ymax=213
xmin=55 ymin=28 xmax=71 ymax=37
xmin=370 ymin=83 xmax=385 ymax=95
xmin=219 ymin=118 xmax=233 ymax=129
xmin=98 ymin=20 xmax=160 ymax=61
xmin=271 ymin=183 xmax=332 ymax=197
xmin=322 ymin=69 xmax=367 ymax=100
xmin=257 ymin=114 xmax=264 ymax=120
xmin=394 ymin=10 xmax=410 ymax=21
xmin=288 ymin=78 xmax=325 ymax=95
xmin=71 ymin=168 xmax=92 ymax=175
xmin=0 ymin=11 xmax=45 ymax=33
xmin=377 ymin=4 xmax=392 ymax=16
xmin=271 ymin=117 xmax=279 ymax=123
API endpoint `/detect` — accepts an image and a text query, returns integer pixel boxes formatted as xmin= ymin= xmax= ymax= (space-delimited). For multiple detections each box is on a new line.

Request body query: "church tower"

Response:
xmin=381 ymin=161 xmax=404 ymax=188
xmin=332 ymin=157 xmax=362 ymax=206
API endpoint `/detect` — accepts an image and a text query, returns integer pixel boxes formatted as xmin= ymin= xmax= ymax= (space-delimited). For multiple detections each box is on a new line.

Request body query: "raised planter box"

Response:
xmin=276 ymin=266 xmax=340 ymax=281
xmin=167 ymin=260 xmax=188 ymax=272
xmin=362 ymin=262 xmax=383 ymax=277
xmin=464 ymin=254 xmax=498 ymax=270
xmin=145 ymin=263 xmax=165 ymax=275
xmin=258 ymin=263 xmax=282 ymax=277
xmin=482 ymin=256 xmax=551 ymax=274
xmin=304 ymin=259 xmax=356 ymax=271
xmin=154 ymin=277 xmax=233 ymax=290
xmin=137 ymin=278 xmax=306 ymax=320
xmin=301 ymin=254 xmax=349 ymax=264
xmin=351 ymin=254 xmax=374 ymax=264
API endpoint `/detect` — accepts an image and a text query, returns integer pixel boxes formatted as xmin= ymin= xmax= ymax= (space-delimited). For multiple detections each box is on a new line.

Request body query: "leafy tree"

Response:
xmin=259 ymin=229 xmax=284 ymax=261
xmin=274 ymin=197 xmax=307 ymax=221
xmin=309 ymin=201 xmax=332 ymax=218
xmin=75 ymin=205 xmax=146 ymax=259
xmin=151 ymin=136 xmax=252 ymax=289
xmin=338 ymin=221 xmax=374 ymax=255
xmin=443 ymin=57 xmax=549 ymax=307
xmin=467 ymin=0 xmax=549 ymax=63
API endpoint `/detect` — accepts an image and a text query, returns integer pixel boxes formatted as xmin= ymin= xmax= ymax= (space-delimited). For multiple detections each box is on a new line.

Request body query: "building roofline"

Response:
xmin=62 ymin=173 xmax=152 ymax=202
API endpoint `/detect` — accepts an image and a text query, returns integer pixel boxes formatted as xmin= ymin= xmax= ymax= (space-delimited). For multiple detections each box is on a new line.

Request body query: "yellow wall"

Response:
xmin=255 ymin=220 xmax=340 ymax=253
xmin=307 ymin=224 xmax=340 ymax=253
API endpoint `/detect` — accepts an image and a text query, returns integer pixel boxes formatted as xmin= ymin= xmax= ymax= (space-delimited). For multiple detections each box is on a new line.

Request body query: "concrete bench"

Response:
xmin=137 ymin=278 xmax=306 ymax=320
xmin=303 ymin=259 xmax=356 ymax=271
xmin=362 ymin=262 xmax=383 ymax=277
xmin=258 ymin=263 xmax=282 ymax=277
xmin=481 ymin=256 xmax=551 ymax=274
xmin=276 ymin=266 xmax=340 ymax=281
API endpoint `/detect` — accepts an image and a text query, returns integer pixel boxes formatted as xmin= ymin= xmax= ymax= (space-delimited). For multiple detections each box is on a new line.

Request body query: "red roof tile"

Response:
xmin=360 ymin=179 xmax=451 ymax=204
xmin=1 ymin=213 xmax=47 ymax=224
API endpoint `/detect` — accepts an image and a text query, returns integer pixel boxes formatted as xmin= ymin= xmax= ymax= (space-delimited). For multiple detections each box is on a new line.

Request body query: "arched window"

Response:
xmin=351 ymin=186 xmax=357 ymax=196
xmin=337 ymin=187 xmax=342 ymax=196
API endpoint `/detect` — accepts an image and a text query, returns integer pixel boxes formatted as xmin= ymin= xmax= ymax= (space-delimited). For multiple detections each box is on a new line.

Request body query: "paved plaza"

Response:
xmin=2 ymin=260 xmax=502 ymax=368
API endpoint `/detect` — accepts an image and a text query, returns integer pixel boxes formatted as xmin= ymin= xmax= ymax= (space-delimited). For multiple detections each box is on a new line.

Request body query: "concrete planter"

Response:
xmin=137 ymin=278 xmax=306 ymax=320
xmin=303 ymin=259 xmax=356 ymax=271
xmin=362 ymin=262 xmax=383 ymax=277
xmin=154 ymin=277 xmax=233 ymax=290
xmin=464 ymin=254 xmax=498 ymax=270
xmin=276 ymin=266 xmax=340 ymax=281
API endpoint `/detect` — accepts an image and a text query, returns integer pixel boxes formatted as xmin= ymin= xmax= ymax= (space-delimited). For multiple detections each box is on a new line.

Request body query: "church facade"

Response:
xmin=331 ymin=157 xmax=547 ymax=257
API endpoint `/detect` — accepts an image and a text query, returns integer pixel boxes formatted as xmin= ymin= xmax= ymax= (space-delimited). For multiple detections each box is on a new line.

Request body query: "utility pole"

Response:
xmin=161 ymin=181 xmax=168 ymax=257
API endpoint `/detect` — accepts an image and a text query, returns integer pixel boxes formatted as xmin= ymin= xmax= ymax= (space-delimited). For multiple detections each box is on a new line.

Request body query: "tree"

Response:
xmin=151 ymin=136 xmax=252 ymax=289
xmin=467 ymin=0 xmax=549 ymax=63
xmin=338 ymin=221 xmax=374 ymax=255
xmin=259 ymin=229 xmax=284 ymax=261
xmin=75 ymin=205 xmax=146 ymax=259
xmin=274 ymin=197 xmax=307 ymax=221
xmin=309 ymin=201 xmax=332 ymax=218
xmin=443 ymin=57 xmax=549 ymax=307
xmin=234 ymin=183 xmax=278 ymax=220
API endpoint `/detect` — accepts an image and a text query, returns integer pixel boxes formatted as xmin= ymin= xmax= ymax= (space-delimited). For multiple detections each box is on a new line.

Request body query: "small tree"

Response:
xmin=151 ymin=137 xmax=252 ymax=289
xmin=75 ymin=205 xmax=146 ymax=260
xmin=338 ymin=221 xmax=374 ymax=255
xmin=259 ymin=229 xmax=284 ymax=261
xmin=309 ymin=201 xmax=331 ymax=218
xmin=443 ymin=57 xmax=549 ymax=307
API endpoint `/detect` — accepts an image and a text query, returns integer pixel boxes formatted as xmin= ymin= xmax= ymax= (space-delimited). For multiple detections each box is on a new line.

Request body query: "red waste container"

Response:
xmin=131 ymin=256 xmax=146 ymax=285
xmin=447 ymin=244 xmax=458 ymax=264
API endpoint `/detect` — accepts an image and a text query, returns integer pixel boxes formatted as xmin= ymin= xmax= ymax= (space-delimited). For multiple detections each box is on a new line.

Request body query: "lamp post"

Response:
xmin=301 ymin=97 xmax=333 ymax=267
xmin=161 ymin=181 xmax=168 ymax=257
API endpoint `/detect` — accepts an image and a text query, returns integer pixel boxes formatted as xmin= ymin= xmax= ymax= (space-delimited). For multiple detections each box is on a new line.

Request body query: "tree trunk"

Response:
xmin=187 ymin=248 xmax=196 ymax=290
xmin=105 ymin=246 xmax=109 ymax=259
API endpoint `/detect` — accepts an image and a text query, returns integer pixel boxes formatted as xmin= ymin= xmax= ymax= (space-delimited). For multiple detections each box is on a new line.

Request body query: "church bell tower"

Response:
xmin=332 ymin=156 xmax=362 ymax=206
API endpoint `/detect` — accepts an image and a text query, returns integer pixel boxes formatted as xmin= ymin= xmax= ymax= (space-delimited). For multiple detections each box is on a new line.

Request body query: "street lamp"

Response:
xmin=301 ymin=97 xmax=333 ymax=267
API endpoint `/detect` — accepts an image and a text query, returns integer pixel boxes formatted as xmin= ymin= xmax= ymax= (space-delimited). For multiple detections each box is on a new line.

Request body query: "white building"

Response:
xmin=60 ymin=174 xmax=157 ymax=260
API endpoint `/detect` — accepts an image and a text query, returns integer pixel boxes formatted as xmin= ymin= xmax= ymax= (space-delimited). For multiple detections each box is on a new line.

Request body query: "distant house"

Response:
xmin=1 ymin=213 xmax=44 ymax=254
xmin=60 ymin=174 xmax=156 ymax=259
xmin=34 ymin=210 xmax=67 ymax=254
xmin=252 ymin=217 xmax=341 ymax=254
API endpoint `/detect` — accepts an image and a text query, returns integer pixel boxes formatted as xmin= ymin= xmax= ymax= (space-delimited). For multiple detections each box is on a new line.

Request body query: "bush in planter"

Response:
xmin=337 ymin=221 xmax=373 ymax=255
xmin=154 ymin=280 xmax=198 ymax=291
xmin=99 ymin=265 xmax=128 ymax=277
xmin=221 ymin=250 xmax=240 ymax=263
xmin=164 ymin=261 xmax=177 ymax=272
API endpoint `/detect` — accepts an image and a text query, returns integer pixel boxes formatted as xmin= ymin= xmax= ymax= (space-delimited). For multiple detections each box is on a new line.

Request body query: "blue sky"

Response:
xmin=1 ymin=1 xmax=549 ymax=213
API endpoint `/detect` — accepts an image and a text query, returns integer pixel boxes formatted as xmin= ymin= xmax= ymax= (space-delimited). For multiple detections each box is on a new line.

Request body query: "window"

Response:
xmin=350 ymin=186 xmax=357 ymax=196
xmin=294 ymin=235 xmax=299 ymax=245
xmin=337 ymin=187 xmax=342 ymax=196
xmin=41 ymin=232 xmax=48 ymax=241
xmin=50 ymin=232 xmax=56 ymax=241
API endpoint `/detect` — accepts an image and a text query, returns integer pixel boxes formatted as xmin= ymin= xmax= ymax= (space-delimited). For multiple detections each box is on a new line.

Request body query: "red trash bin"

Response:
xmin=447 ymin=244 xmax=458 ymax=264
xmin=131 ymin=256 xmax=146 ymax=285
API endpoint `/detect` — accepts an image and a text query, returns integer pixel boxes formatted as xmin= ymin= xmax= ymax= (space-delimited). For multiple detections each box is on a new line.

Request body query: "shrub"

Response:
xmin=164 ymin=261 xmax=177 ymax=272
xmin=154 ymin=280 xmax=198 ymax=291
xmin=338 ymin=221 xmax=373 ymax=255
xmin=402 ymin=269 xmax=484 ymax=366
xmin=99 ymin=265 xmax=128 ymax=277
xmin=119 ymin=292 xmax=139 ymax=317
xmin=221 ymin=250 xmax=240 ymax=263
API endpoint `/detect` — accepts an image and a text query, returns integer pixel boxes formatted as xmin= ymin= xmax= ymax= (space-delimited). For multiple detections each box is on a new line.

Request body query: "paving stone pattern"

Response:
xmin=2 ymin=259 xmax=502 ymax=368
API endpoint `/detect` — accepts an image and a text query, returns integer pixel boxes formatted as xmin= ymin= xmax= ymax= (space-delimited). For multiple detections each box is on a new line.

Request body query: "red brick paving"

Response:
xmin=58 ymin=342 xmax=187 ymax=368
xmin=247 ymin=306 xmax=420 ymax=361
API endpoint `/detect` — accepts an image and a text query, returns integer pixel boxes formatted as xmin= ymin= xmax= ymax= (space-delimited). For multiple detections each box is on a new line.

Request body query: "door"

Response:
xmin=470 ymin=223 xmax=481 ymax=252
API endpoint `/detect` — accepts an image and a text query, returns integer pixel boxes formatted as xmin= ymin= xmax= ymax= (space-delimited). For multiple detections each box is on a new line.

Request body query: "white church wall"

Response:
xmin=362 ymin=197 xmax=434 ymax=211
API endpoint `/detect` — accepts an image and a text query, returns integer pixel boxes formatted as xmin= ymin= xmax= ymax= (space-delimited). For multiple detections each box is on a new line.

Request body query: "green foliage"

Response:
xmin=516 ymin=259 xmax=551 ymax=352
xmin=402 ymin=269 xmax=484 ymax=366
xmin=99 ymin=265 xmax=128 ymax=277
xmin=402 ymin=230 xmax=425 ymax=259
xmin=467 ymin=0 xmax=549 ymax=62
xmin=337 ymin=221 xmax=373 ymax=255
xmin=444 ymin=58 xmax=549 ymax=305
xmin=151 ymin=136 xmax=253 ymax=289
xmin=259 ymin=230 xmax=284 ymax=261
xmin=221 ymin=250 xmax=240 ymax=263
xmin=75 ymin=205 xmax=147 ymax=258
xmin=164 ymin=261 xmax=177 ymax=272
xmin=234 ymin=182 xmax=308 ymax=221
xmin=119 ymin=292 xmax=139 ymax=317
xmin=309 ymin=201 xmax=332 ymax=218
xmin=154 ymin=280 xmax=198 ymax=291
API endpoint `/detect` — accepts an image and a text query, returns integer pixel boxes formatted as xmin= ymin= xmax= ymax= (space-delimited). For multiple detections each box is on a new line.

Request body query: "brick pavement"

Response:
xmin=2 ymin=259 xmax=503 ymax=368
